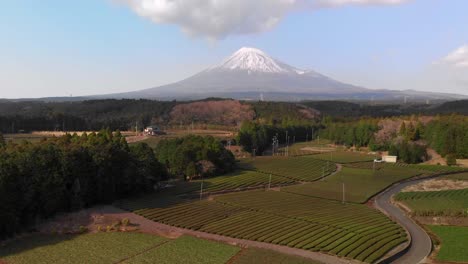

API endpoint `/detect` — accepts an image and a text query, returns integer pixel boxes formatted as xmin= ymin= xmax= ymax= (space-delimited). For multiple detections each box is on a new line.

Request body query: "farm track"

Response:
xmin=375 ymin=179 xmax=434 ymax=263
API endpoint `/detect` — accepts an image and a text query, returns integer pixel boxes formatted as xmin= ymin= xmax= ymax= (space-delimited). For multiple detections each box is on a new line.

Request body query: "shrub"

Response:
xmin=79 ymin=226 xmax=88 ymax=234
xmin=121 ymin=218 xmax=130 ymax=226
xmin=446 ymin=154 xmax=457 ymax=166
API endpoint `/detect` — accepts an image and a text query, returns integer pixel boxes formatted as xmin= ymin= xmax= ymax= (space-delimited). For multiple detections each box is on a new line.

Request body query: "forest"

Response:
xmin=0 ymin=130 xmax=166 ymax=239
xmin=154 ymin=135 xmax=236 ymax=180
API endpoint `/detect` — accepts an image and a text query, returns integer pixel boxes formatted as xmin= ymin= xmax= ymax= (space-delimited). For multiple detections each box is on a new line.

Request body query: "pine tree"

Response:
xmin=0 ymin=132 xmax=5 ymax=147
xmin=406 ymin=122 xmax=416 ymax=141
xmin=399 ymin=122 xmax=407 ymax=137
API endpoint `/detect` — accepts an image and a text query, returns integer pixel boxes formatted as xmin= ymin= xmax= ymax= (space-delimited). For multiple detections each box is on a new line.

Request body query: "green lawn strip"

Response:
xmin=442 ymin=172 xmax=468 ymax=181
xmin=428 ymin=225 xmax=468 ymax=262
xmin=122 ymin=235 xmax=240 ymax=264
xmin=231 ymin=247 xmax=322 ymax=264
xmin=0 ymin=233 xmax=167 ymax=264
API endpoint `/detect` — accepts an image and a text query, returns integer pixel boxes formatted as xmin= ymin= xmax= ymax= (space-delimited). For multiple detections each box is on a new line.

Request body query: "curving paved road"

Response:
xmin=375 ymin=178 xmax=433 ymax=264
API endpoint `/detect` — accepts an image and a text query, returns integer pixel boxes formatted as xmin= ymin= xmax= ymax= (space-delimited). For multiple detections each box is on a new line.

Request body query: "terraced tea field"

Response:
xmin=242 ymin=156 xmax=336 ymax=181
xmin=120 ymin=190 xmax=407 ymax=263
xmin=312 ymin=151 xmax=377 ymax=163
xmin=393 ymin=163 xmax=467 ymax=174
xmin=283 ymin=166 xmax=423 ymax=203
xmin=395 ymin=189 xmax=468 ymax=216
xmin=168 ymin=170 xmax=296 ymax=195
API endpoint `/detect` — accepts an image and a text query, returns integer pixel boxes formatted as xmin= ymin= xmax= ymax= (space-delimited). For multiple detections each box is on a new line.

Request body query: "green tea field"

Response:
xmin=312 ymin=151 xmax=377 ymax=163
xmin=241 ymin=156 xmax=336 ymax=181
xmin=395 ymin=189 xmax=468 ymax=217
xmin=120 ymin=190 xmax=407 ymax=263
xmin=283 ymin=166 xmax=422 ymax=203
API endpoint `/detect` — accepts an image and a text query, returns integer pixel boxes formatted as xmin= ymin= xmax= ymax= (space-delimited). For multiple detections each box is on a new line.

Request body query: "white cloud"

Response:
xmin=119 ymin=0 xmax=410 ymax=39
xmin=439 ymin=45 xmax=468 ymax=68
xmin=315 ymin=0 xmax=407 ymax=7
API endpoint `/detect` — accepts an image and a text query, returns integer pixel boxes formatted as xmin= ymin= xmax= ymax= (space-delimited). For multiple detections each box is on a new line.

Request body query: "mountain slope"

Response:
xmin=101 ymin=47 xmax=467 ymax=101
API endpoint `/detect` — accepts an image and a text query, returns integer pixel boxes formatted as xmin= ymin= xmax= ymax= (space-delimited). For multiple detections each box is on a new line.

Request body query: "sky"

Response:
xmin=1 ymin=0 xmax=468 ymax=98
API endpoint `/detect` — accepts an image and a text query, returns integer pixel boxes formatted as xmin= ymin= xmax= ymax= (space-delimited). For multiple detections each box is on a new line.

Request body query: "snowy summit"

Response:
xmin=209 ymin=47 xmax=306 ymax=74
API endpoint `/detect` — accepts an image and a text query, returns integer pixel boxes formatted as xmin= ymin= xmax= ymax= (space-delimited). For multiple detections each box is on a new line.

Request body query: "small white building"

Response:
xmin=382 ymin=155 xmax=398 ymax=163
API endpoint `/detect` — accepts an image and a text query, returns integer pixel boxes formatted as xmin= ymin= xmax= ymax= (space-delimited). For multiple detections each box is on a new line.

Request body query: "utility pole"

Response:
xmin=342 ymin=182 xmax=345 ymax=204
xmin=135 ymin=122 xmax=138 ymax=136
xmin=268 ymin=174 xmax=272 ymax=190
xmin=200 ymin=177 xmax=204 ymax=201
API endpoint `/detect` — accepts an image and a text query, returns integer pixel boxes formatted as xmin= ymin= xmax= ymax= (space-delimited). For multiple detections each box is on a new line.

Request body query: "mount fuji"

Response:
xmin=101 ymin=47 xmax=466 ymax=101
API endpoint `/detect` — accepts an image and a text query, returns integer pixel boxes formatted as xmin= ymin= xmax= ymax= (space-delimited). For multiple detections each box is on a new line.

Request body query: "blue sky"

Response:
xmin=1 ymin=0 xmax=468 ymax=98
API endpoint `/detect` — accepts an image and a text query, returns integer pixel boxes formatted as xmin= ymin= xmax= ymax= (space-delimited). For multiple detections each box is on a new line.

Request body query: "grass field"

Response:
xmin=312 ymin=151 xmax=378 ymax=163
xmin=428 ymin=225 xmax=468 ymax=262
xmin=233 ymin=248 xmax=320 ymax=264
xmin=3 ymin=134 xmax=51 ymax=143
xmin=395 ymin=189 xmax=468 ymax=217
xmin=242 ymin=156 xmax=336 ymax=182
xmin=283 ymin=166 xmax=422 ymax=203
xmin=123 ymin=235 xmax=239 ymax=264
xmin=0 ymin=233 xmax=240 ymax=264
xmin=130 ymin=129 xmax=233 ymax=148
xmin=0 ymin=232 xmax=328 ymax=264
xmin=443 ymin=172 xmax=468 ymax=181
xmin=279 ymin=140 xmax=335 ymax=155
xmin=120 ymin=190 xmax=407 ymax=263
xmin=0 ymin=232 xmax=167 ymax=264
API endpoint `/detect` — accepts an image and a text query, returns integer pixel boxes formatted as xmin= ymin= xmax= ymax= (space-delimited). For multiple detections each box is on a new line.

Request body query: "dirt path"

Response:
xmin=424 ymin=148 xmax=446 ymax=166
xmin=94 ymin=205 xmax=359 ymax=264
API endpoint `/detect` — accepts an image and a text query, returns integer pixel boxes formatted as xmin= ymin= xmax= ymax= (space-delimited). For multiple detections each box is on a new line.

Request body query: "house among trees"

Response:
xmin=144 ymin=125 xmax=165 ymax=136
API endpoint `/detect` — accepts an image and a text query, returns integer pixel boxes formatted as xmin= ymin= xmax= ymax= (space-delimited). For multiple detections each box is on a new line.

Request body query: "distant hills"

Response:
xmin=99 ymin=47 xmax=467 ymax=102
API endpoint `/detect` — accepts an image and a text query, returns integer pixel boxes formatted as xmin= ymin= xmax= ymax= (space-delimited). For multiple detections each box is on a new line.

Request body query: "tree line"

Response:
xmin=0 ymin=130 xmax=167 ymax=239
xmin=318 ymin=114 xmax=468 ymax=164
xmin=237 ymin=121 xmax=320 ymax=155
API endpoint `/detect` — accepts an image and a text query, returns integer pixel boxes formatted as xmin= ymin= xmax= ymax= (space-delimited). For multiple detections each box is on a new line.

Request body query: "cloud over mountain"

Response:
xmin=439 ymin=45 xmax=468 ymax=68
xmin=120 ymin=0 xmax=409 ymax=39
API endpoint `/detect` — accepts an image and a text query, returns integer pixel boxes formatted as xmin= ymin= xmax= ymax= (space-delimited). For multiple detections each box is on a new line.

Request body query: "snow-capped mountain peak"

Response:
xmin=210 ymin=47 xmax=305 ymax=74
